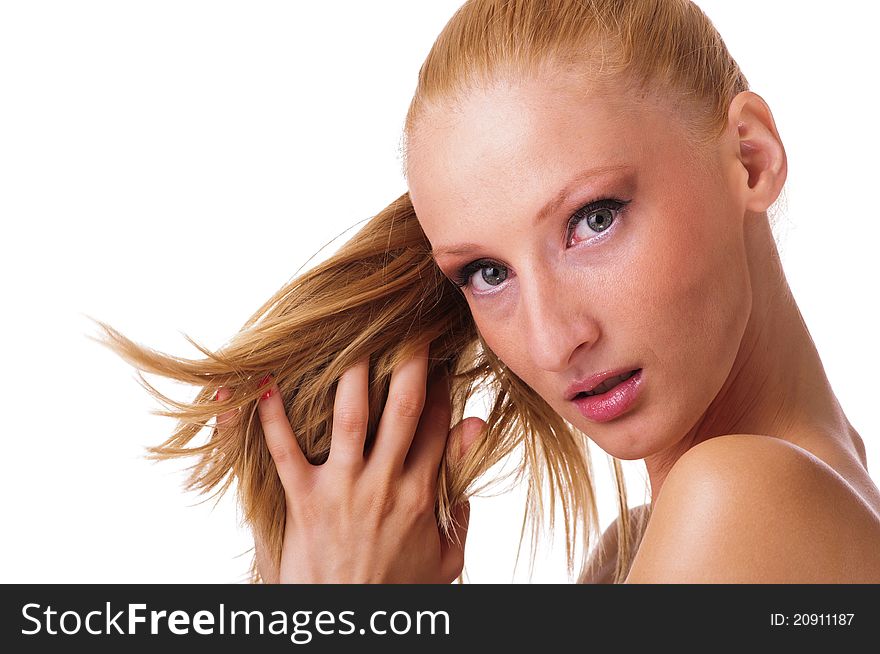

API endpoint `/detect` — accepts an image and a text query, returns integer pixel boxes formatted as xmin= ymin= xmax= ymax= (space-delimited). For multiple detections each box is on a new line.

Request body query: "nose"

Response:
xmin=519 ymin=266 xmax=601 ymax=373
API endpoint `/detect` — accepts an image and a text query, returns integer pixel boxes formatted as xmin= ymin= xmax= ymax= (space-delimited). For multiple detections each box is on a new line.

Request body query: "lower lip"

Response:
xmin=572 ymin=369 xmax=643 ymax=423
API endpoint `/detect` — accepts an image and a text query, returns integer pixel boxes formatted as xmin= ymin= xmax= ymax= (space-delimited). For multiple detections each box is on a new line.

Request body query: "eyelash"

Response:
xmin=451 ymin=197 xmax=630 ymax=290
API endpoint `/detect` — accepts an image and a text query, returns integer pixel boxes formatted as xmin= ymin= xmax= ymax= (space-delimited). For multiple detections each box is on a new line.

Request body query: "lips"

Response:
xmin=575 ymin=369 xmax=639 ymax=397
xmin=571 ymin=369 xmax=644 ymax=423
xmin=566 ymin=368 xmax=642 ymax=401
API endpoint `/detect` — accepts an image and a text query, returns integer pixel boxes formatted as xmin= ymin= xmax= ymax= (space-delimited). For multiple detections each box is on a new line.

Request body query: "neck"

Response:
xmin=644 ymin=214 xmax=866 ymax=498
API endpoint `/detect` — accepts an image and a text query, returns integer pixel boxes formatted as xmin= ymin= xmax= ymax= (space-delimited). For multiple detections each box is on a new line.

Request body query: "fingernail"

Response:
xmin=258 ymin=375 xmax=273 ymax=401
xmin=213 ymin=389 xmax=219 ymax=401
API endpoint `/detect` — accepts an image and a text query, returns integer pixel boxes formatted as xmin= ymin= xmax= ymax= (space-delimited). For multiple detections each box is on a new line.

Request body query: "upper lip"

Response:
xmin=565 ymin=368 xmax=640 ymax=401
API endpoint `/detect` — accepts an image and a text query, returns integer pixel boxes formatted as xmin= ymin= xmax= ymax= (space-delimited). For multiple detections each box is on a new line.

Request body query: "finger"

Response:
xmin=214 ymin=386 xmax=239 ymax=430
xmin=404 ymin=370 xmax=452 ymax=477
xmin=437 ymin=419 xmax=484 ymax=583
xmin=449 ymin=416 xmax=486 ymax=463
xmin=256 ymin=376 xmax=311 ymax=493
xmin=369 ymin=342 xmax=430 ymax=473
xmin=328 ymin=358 xmax=370 ymax=470
xmin=438 ymin=500 xmax=470 ymax=583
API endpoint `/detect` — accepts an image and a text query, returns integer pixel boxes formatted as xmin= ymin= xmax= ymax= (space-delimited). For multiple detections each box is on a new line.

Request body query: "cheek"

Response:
xmin=469 ymin=309 xmax=548 ymax=398
xmin=635 ymin=199 xmax=751 ymax=374
xmin=473 ymin=316 xmax=522 ymax=373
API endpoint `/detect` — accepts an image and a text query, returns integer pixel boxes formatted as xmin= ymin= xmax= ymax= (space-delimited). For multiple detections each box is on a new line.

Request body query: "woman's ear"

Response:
xmin=726 ymin=90 xmax=788 ymax=214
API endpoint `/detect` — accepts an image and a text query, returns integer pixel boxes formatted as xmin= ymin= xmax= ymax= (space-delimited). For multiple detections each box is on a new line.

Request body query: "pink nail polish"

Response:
xmin=260 ymin=388 xmax=273 ymax=401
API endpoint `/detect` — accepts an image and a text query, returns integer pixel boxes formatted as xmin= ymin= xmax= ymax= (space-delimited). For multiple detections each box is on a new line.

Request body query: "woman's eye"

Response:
xmin=451 ymin=259 xmax=509 ymax=294
xmin=568 ymin=200 xmax=627 ymax=246
xmin=468 ymin=264 xmax=508 ymax=293
xmin=452 ymin=199 xmax=628 ymax=295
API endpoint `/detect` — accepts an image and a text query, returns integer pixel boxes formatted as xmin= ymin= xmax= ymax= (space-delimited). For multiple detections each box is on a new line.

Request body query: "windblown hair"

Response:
xmin=94 ymin=0 xmax=748 ymax=584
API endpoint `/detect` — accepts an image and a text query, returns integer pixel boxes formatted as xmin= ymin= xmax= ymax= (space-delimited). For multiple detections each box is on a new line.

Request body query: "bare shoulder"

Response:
xmin=625 ymin=434 xmax=880 ymax=583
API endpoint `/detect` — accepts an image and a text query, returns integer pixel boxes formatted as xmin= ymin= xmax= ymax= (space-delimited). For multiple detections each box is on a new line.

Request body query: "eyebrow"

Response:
xmin=431 ymin=163 xmax=631 ymax=259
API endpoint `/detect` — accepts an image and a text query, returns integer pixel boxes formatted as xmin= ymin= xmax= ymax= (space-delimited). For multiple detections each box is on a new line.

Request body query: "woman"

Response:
xmin=96 ymin=0 xmax=880 ymax=583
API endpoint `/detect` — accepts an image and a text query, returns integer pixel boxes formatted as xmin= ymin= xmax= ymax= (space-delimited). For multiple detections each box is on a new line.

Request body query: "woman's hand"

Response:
xmin=217 ymin=343 xmax=484 ymax=583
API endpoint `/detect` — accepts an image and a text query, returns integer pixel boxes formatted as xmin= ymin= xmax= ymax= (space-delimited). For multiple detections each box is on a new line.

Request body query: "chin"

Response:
xmin=591 ymin=432 xmax=655 ymax=461
xmin=572 ymin=413 xmax=648 ymax=460
xmin=576 ymin=403 xmax=688 ymax=462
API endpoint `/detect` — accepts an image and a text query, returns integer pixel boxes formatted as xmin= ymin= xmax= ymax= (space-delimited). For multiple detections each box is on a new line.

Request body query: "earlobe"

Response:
xmin=728 ymin=91 xmax=788 ymax=213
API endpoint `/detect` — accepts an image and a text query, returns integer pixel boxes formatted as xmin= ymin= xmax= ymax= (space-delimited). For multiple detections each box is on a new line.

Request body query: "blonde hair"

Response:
xmin=93 ymin=0 xmax=748 ymax=584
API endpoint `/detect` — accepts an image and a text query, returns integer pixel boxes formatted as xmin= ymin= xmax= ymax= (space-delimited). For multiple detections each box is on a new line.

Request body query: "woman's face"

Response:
xmin=406 ymin=72 xmax=753 ymax=460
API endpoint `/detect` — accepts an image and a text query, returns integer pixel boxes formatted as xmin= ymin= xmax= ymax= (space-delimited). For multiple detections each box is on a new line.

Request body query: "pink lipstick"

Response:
xmin=569 ymin=368 xmax=643 ymax=423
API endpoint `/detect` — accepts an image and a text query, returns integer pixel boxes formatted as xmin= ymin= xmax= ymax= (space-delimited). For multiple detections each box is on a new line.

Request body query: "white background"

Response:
xmin=1 ymin=1 xmax=877 ymax=583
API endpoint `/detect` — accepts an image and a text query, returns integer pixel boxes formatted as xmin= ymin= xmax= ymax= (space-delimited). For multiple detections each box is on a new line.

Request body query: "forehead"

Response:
xmin=405 ymin=73 xmax=673 ymax=243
